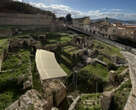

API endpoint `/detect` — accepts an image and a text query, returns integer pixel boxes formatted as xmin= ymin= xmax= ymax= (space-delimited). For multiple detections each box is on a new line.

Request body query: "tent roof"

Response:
xmin=36 ymin=49 xmax=67 ymax=80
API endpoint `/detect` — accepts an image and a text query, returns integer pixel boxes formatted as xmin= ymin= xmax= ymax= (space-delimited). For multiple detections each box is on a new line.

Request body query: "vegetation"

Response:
xmin=31 ymin=55 xmax=43 ymax=93
xmin=116 ymin=66 xmax=127 ymax=74
xmin=55 ymin=49 xmax=72 ymax=74
xmin=60 ymin=63 xmax=71 ymax=74
xmin=65 ymin=13 xmax=73 ymax=24
xmin=0 ymin=49 xmax=31 ymax=109
xmin=46 ymin=32 xmax=73 ymax=45
xmin=77 ymin=93 xmax=102 ymax=110
xmin=93 ymin=40 xmax=123 ymax=58
xmin=0 ymin=39 xmax=9 ymax=53
xmin=63 ymin=45 xmax=80 ymax=56
xmin=0 ymin=1 xmax=55 ymax=16
xmin=0 ymin=30 xmax=128 ymax=110
xmin=80 ymin=63 xmax=109 ymax=81
xmin=111 ymin=80 xmax=132 ymax=110
xmin=67 ymin=70 xmax=106 ymax=93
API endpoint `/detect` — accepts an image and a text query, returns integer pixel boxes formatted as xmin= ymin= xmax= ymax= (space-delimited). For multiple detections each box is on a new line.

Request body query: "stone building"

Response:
xmin=73 ymin=17 xmax=91 ymax=32
xmin=90 ymin=20 xmax=111 ymax=35
xmin=90 ymin=20 xmax=136 ymax=42
xmin=108 ymin=23 xmax=136 ymax=41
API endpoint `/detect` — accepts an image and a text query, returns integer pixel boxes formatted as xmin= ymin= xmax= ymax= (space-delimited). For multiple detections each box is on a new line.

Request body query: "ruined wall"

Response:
xmin=0 ymin=28 xmax=12 ymax=37
xmin=0 ymin=13 xmax=54 ymax=26
xmin=0 ymin=13 xmax=65 ymax=32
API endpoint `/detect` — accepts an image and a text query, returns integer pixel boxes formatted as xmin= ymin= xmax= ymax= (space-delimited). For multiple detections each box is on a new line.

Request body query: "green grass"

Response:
xmin=0 ymin=39 xmax=8 ymax=46
xmin=0 ymin=39 xmax=9 ymax=54
xmin=60 ymin=63 xmax=71 ymax=74
xmin=102 ymin=56 xmax=112 ymax=64
xmin=81 ymin=63 xmax=109 ymax=81
xmin=93 ymin=40 xmax=123 ymax=58
xmin=31 ymin=56 xmax=43 ymax=93
xmin=116 ymin=66 xmax=127 ymax=74
xmin=77 ymin=93 xmax=102 ymax=110
xmin=81 ymin=93 xmax=101 ymax=100
xmin=61 ymin=55 xmax=72 ymax=65
xmin=0 ymin=90 xmax=22 ymax=110
xmin=63 ymin=45 xmax=79 ymax=55
xmin=46 ymin=32 xmax=73 ymax=44
xmin=112 ymin=80 xmax=132 ymax=110
xmin=0 ymin=49 xmax=31 ymax=110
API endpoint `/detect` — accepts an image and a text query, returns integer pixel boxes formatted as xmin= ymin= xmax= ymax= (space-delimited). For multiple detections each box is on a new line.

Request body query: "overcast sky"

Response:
xmin=16 ymin=0 xmax=136 ymax=20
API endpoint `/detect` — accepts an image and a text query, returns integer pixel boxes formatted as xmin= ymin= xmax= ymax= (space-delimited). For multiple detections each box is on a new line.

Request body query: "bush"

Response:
xmin=107 ymin=63 xmax=118 ymax=70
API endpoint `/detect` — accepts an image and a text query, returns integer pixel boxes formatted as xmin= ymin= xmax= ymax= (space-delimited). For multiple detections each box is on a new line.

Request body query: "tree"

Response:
xmin=65 ymin=13 xmax=72 ymax=24
xmin=58 ymin=17 xmax=66 ymax=22
xmin=105 ymin=17 xmax=109 ymax=22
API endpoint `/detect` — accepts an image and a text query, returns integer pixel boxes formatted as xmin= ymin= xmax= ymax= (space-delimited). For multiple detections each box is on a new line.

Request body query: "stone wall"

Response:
xmin=0 ymin=28 xmax=12 ymax=37
xmin=0 ymin=13 xmax=65 ymax=33
xmin=0 ymin=13 xmax=54 ymax=26
xmin=0 ymin=52 xmax=4 ymax=72
xmin=5 ymin=89 xmax=51 ymax=110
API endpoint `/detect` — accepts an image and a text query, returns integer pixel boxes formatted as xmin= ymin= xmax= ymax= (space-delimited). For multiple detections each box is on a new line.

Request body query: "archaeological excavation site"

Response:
xmin=0 ymin=0 xmax=136 ymax=110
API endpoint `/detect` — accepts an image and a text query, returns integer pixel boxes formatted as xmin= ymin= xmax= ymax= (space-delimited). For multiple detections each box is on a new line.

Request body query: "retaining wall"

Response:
xmin=0 ymin=13 xmax=54 ymax=26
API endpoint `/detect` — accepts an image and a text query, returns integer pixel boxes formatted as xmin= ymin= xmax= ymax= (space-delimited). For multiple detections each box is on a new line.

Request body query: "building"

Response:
xmin=73 ymin=17 xmax=91 ymax=32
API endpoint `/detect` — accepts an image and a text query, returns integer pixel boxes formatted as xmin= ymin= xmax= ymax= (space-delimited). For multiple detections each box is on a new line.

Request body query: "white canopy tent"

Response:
xmin=35 ymin=49 xmax=67 ymax=80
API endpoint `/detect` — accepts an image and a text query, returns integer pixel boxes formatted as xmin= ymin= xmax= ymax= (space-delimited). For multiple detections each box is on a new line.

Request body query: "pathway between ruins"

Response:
xmin=122 ymin=52 xmax=136 ymax=110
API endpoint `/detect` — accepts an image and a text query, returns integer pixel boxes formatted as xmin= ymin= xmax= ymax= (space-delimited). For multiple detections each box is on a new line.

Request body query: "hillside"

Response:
xmin=0 ymin=1 xmax=55 ymax=17
xmin=92 ymin=18 xmax=136 ymax=25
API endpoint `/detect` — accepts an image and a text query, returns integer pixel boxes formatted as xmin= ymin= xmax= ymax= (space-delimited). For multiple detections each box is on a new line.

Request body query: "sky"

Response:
xmin=15 ymin=0 xmax=136 ymax=20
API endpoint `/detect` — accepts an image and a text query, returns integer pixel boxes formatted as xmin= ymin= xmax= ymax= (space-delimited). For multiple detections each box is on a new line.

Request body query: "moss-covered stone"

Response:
xmin=0 ymin=49 xmax=31 ymax=110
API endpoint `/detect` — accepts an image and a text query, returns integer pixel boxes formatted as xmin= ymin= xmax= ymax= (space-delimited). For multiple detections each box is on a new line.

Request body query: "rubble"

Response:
xmin=43 ymin=79 xmax=67 ymax=107
xmin=5 ymin=89 xmax=50 ymax=110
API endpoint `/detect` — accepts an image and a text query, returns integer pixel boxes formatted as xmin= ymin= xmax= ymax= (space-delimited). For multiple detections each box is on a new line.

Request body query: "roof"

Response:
xmin=35 ymin=49 xmax=67 ymax=80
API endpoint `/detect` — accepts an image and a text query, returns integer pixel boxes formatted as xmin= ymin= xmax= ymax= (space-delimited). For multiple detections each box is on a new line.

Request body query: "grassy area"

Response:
xmin=0 ymin=90 xmax=23 ymax=110
xmin=80 ymin=63 xmax=109 ymax=81
xmin=77 ymin=93 xmax=102 ymax=110
xmin=47 ymin=32 xmax=73 ymax=44
xmin=0 ymin=39 xmax=9 ymax=53
xmin=61 ymin=55 xmax=72 ymax=65
xmin=60 ymin=63 xmax=71 ymax=75
xmin=31 ymin=55 xmax=43 ymax=93
xmin=101 ymin=56 xmax=112 ymax=64
xmin=0 ymin=49 xmax=31 ymax=109
xmin=93 ymin=40 xmax=123 ymax=58
xmin=63 ymin=45 xmax=79 ymax=55
xmin=56 ymin=51 xmax=72 ymax=75
xmin=111 ymin=80 xmax=132 ymax=110
xmin=116 ymin=66 xmax=127 ymax=74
